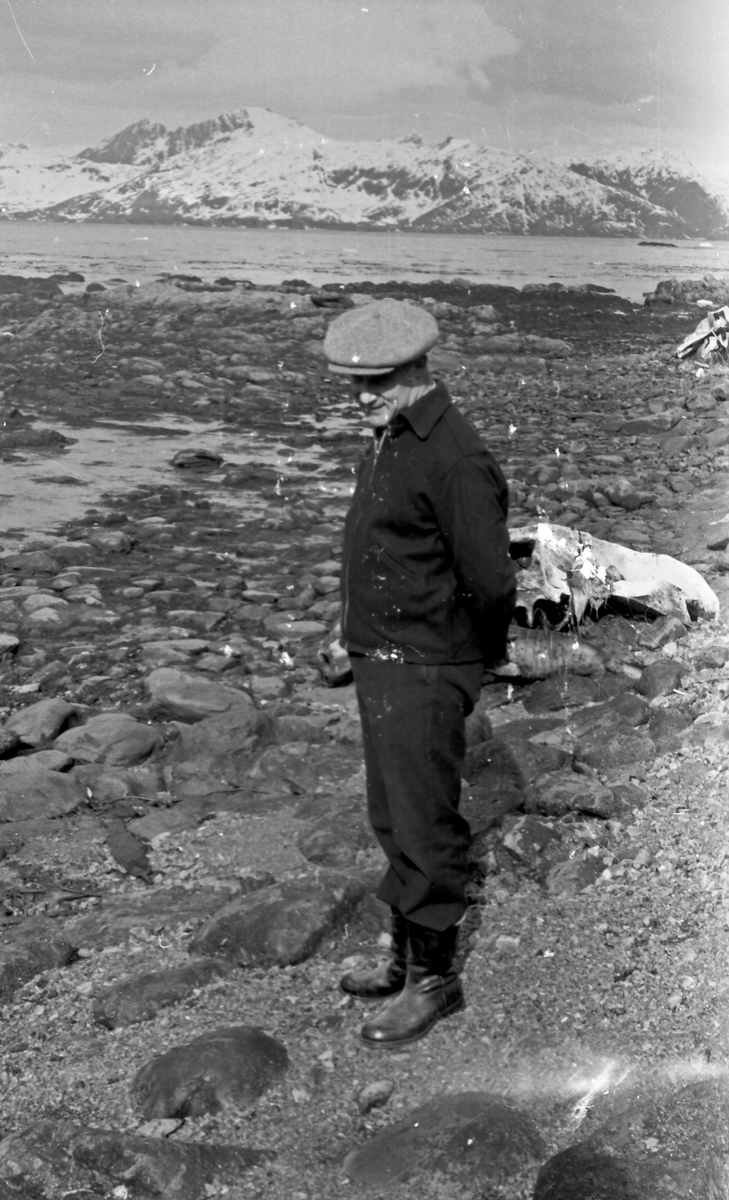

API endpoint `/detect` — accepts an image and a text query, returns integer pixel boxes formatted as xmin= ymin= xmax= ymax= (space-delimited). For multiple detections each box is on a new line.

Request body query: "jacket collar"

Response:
xmin=394 ymin=381 xmax=451 ymax=441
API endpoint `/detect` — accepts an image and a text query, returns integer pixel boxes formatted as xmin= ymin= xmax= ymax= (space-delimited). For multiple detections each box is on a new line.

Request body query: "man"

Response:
xmin=323 ymin=297 xmax=516 ymax=1050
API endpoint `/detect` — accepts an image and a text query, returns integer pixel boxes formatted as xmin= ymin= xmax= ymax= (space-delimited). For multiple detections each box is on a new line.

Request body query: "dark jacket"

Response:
xmin=341 ymin=381 xmax=516 ymax=665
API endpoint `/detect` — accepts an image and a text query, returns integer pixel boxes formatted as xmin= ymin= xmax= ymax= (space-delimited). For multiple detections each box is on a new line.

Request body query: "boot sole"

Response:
xmin=360 ymin=991 xmax=465 ymax=1050
xmin=340 ymin=982 xmax=406 ymax=1000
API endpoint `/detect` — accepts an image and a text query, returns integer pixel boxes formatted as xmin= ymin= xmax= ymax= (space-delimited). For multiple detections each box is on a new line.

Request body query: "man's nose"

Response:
xmin=354 ymin=387 xmax=380 ymax=405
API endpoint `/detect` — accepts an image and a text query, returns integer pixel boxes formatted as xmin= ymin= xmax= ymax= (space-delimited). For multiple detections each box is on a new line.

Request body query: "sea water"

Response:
xmin=1 ymin=222 xmax=728 ymax=305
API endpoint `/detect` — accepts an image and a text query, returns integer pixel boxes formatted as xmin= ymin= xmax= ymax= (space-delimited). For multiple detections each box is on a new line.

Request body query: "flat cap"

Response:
xmin=323 ymin=298 xmax=439 ymax=375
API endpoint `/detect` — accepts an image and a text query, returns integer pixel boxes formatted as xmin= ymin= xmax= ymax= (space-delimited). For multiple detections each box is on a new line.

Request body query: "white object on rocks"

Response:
xmin=510 ymin=523 xmax=719 ymax=625
xmin=676 ymin=306 xmax=729 ymax=364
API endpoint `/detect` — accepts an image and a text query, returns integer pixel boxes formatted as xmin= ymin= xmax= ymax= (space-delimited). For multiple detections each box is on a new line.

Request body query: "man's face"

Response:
xmin=349 ymin=366 xmax=417 ymax=429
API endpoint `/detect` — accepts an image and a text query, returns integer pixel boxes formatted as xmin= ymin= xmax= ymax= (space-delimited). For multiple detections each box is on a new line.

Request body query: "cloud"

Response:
xmin=484 ymin=0 xmax=729 ymax=124
xmin=0 ymin=0 xmax=213 ymax=80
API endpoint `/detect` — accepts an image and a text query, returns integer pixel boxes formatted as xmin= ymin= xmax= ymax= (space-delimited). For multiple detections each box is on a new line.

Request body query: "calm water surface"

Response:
xmin=1 ymin=222 xmax=728 ymax=304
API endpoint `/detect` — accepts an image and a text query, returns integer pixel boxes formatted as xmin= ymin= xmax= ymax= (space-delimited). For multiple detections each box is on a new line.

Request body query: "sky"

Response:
xmin=1 ymin=0 xmax=728 ymax=179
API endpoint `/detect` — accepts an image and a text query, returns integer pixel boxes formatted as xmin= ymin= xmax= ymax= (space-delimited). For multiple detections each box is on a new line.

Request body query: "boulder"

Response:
xmin=574 ymin=729 xmax=656 ymax=776
xmin=86 ymin=528 xmax=133 ymax=552
xmin=130 ymin=1025 xmax=289 ymax=1119
xmin=532 ymin=771 xmax=623 ymax=818
xmin=63 ymin=878 xmax=272 ymax=950
xmin=145 ymin=667 xmax=257 ymax=722
xmin=163 ymin=704 xmax=263 ymax=794
xmin=535 ymin=1079 xmax=729 ymax=1200
xmin=544 ymin=854 xmax=609 ymax=896
xmin=0 ymin=770 xmax=87 ymax=821
xmin=0 ymin=918 xmax=76 ymax=1004
xmin=94 ymin=959 xmax=234 ymax=1029
xmin=297 ymin=801 xmax=375 ymax=867
xmin=190 ymin=871 xmax=367 ymax=967
xmin=635 ymin=659 xmax=685 ymax=699
xmin=6 ymin=698 xmax=77 ymax=746
xmin=0 ymin=749 xmax=73 ymax=774
xmin=0 ymin=1120 xmax=271 ymax=1200
xmin=53 ymin=712 xmax=162 ymax=766
xmin=344 ymin=1092 xmax=545 ymax=1189
xmin=500 ymin=813 xmax=562 ymax=871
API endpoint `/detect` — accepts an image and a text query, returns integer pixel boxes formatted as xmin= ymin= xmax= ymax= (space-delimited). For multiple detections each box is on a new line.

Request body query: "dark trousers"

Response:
xmin=350 ymin=655 xmax=483 ymax=932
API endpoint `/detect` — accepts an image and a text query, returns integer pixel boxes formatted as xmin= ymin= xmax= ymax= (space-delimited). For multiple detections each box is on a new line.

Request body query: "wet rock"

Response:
xmin=138 ymin=637 xmax=210 ymax=668
xmin=536 ymin=1078 xmax=729 ymax=1200
xmin=694 ymin=640 xmax=729 ymax=669
xmin=500 ymin=813 xmax=562 ymax=871
xmin=635 ymin=659 xmax=685 ymax=699
xmin=130 ymin=1024 xmax=289 ymax=1119
xmin=94 ymin=958 xmax=234 ymax=1028
xmin=189 ymin=871 xmax=367 ymax=967
xmin=145 ymin=667 xmax=257 ymax=722
xmin=263 ymin=614 xmax=328 ymax=639
xmin=568 ymin=692 xmax=650 ymax=739
xmin=485 ymin=723 xmax=572 ymax=791
xmin=520 ymin=673 xmax=600 ymax=711
xmin=0 ymin=1120 xmax=272 ymax=1200
xmin=70 ymin=761 xmax=163 ymax=804
xmin=0 ymin=748 xmax=73 ymax=774
xmin=544 ymin=854 xmax=608 ymax=896
xmin=54 ymin=711 xmax=162 ymax=765
xmin=163 ymin=704 xmax=263 ymax=795
xmin=0 ymin=549 xmax=58 ymax=574
xmin=22 ymin=592 xmax=68 ymax=614
xmin=297 ymin=800 xmax=375 ymax=867
xmin=646 ymin=706 xmax=693 ymax=752
xmin=462 ymin=741 xmax=531 ymax=827
xmin=63 ymin=880 xmax=267 ymax=950
xmin=533 ymin=1144 xmax=654 ymax=1199
xmin=0 ymin=770 xmax=87 ymax=821
xmin=602 ymin=477 xmax=656 ymax=510
xmin=127 ymin=804 xmax=206 ymax=840
xmin=620 ymin=410 xmax=684 ymax=435
xmin=0 ymin=727 xmax=20 ymax=757
xmin=23 ymin=606 xmax=65 ymax=631
xmin=343 ymin=1091 xmax=545 ymax=1189
xmin=0 ymin=633 xmax=20 ymax=657
xmin=0 ymin=917 xmax=76 ymax=1004
xmin=86 ymin=528 xmax=133 ymax=552
xmin=5 ymin=697 xmax=77 ymax=746
xmin=533 ymin=771 xmax=624 ymax=818
xmin=575 ymin=729 xmax=656 ymax=776
xmin=171 ymin=447 xmax=223 ymax=469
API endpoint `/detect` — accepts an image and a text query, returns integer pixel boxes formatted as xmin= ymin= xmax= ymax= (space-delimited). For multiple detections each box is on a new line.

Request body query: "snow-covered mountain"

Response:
xmin=0 ymin=143 xmax=137 ymax=213
xmin=567 ymin=149 xmax=729 ymax=240
xmin=2 ymin=109 xmax=727 ymax=238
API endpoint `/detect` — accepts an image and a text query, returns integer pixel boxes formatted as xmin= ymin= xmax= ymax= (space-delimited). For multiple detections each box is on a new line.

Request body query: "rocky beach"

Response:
xmin=1 ymin=268 xmax=729 ymax=1198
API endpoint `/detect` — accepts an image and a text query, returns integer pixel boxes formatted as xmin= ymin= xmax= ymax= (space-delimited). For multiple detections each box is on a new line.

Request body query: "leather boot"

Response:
xmin=359 ymin=922 xmax=463 ymax=1049
xmin=340 ymin=908 xmax=408 ymax=998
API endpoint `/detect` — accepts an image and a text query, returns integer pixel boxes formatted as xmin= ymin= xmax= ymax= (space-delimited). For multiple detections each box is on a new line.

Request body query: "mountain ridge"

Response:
xmin=1 ymin=107 xmax=727 ymax=238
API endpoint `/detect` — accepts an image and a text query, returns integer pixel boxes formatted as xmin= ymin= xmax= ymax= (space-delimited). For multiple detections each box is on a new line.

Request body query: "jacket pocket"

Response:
xmin=374 ymin=542 xmax=417 ymax=580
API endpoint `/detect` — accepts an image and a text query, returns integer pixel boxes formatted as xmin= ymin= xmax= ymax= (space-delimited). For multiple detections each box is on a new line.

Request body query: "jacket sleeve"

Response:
xmin=436 ymin=452 xmax=517 ymax=664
